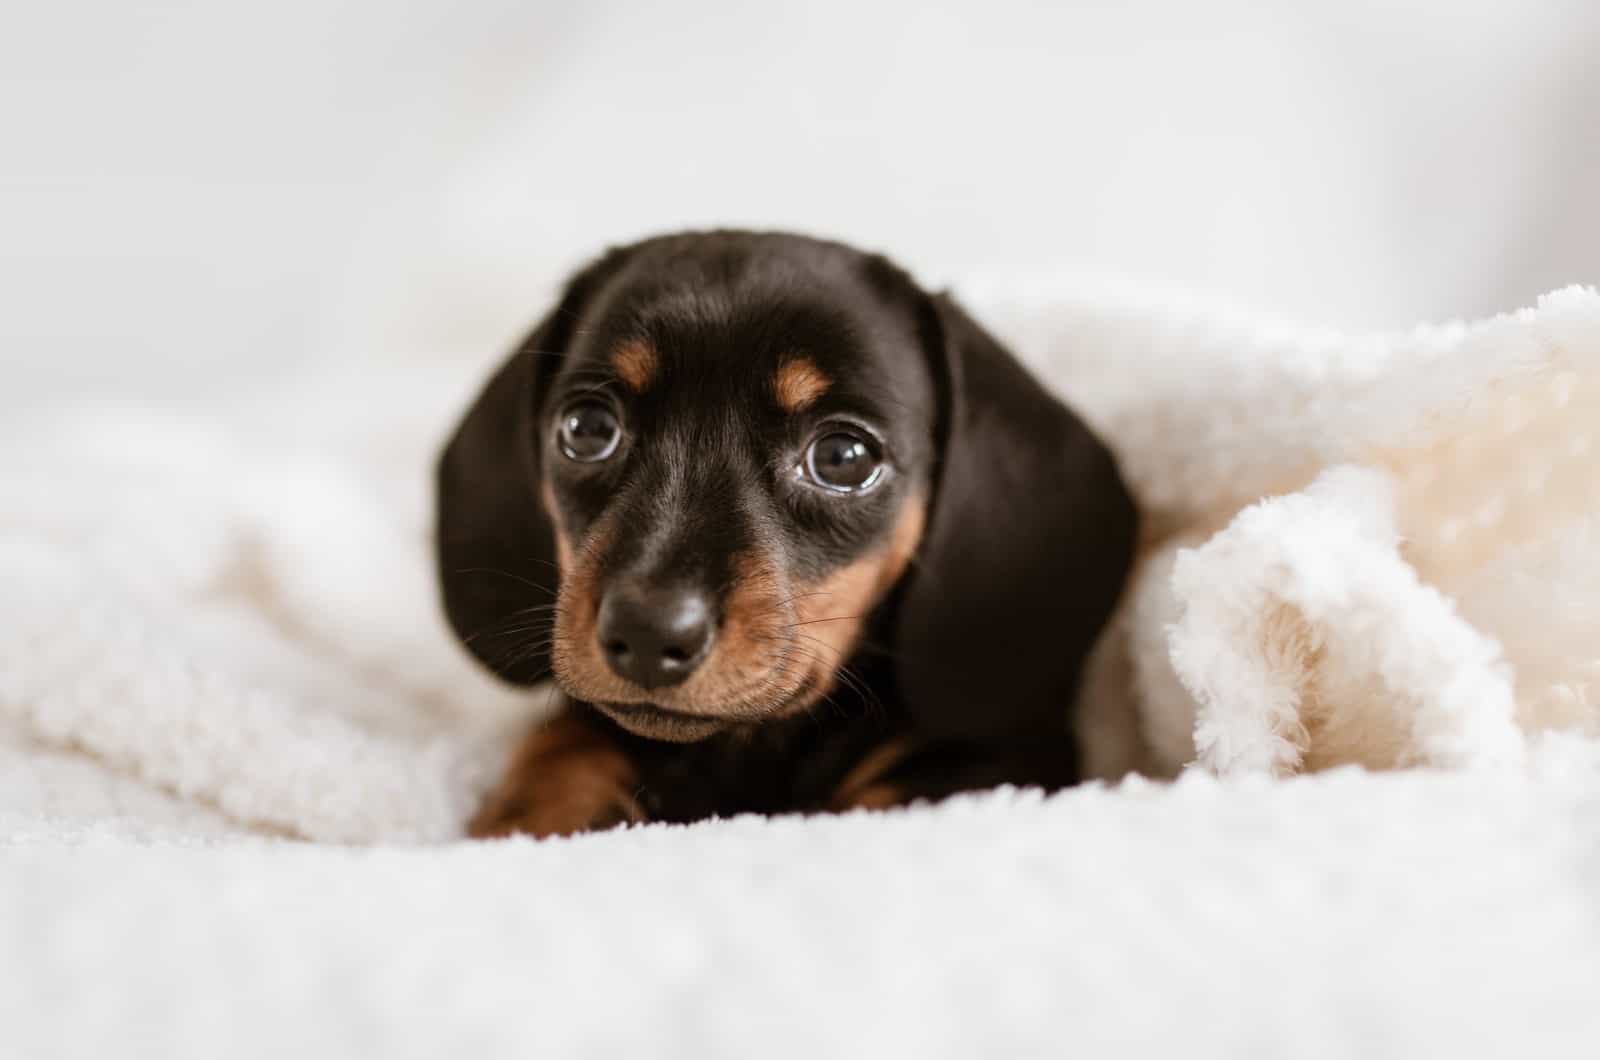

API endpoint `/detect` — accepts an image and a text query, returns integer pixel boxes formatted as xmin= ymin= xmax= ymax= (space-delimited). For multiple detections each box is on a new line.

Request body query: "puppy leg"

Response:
xmin=468 ymin=708 xmax=645 ymax=839
xmin=828 ymin=738 xmax=916 ymax=811
xmin=828 ymin=734 xmax=1078 ymax=812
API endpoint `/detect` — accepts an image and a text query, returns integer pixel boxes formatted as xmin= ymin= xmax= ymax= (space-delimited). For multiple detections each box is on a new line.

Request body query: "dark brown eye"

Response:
xmin=557 ymin=402 xmax=622 ymax=462
xmin=803 ymin=430 xmax=883 ymax=492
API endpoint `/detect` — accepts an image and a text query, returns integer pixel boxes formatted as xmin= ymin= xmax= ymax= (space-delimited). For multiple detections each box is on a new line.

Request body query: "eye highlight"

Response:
xmin=801 ymin=428 xmax=885 ymax=493
xmin=557 ymin=401 xmax=623 ymax=462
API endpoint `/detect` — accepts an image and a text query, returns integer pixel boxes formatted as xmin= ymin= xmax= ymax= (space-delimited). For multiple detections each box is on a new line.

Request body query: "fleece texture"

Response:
xmin=6 ymin=749 xmax=1600 ymax=1060
xmin=2 ymin=281 xmax=1598 ymax=1058
xmin=967 ymin=278 xmax=1600 ymax=778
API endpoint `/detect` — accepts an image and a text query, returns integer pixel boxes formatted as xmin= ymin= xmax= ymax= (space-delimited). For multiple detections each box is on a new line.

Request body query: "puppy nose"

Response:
xmin=596 ymin=582 xmax=715 ymax=689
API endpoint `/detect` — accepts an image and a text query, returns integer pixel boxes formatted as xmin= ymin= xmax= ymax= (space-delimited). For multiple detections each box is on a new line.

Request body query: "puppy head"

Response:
xmin=437 ymin=231 xmax=1135 ymax=745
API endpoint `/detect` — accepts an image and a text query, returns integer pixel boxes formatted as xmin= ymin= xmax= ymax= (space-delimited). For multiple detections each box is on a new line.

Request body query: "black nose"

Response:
xmin=596 ymin=582 xmax=715 ymax=689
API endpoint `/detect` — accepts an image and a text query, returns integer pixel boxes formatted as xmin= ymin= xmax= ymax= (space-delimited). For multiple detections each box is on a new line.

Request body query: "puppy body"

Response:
xmin=438 ymin=231 xmax=1136 ymax=837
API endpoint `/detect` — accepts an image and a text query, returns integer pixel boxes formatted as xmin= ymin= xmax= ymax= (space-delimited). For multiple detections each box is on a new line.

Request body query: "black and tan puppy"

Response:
xmin=437 ymin=231 xmax=1136 ymax=837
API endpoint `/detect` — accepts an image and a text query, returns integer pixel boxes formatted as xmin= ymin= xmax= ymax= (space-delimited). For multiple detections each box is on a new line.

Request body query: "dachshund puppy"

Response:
xmin=437 ymin=231 xmax=1136 ymax=838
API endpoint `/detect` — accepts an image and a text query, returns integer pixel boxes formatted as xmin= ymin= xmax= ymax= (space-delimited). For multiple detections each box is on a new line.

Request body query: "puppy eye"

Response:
xmin=802 ymin=430 xmax=883 ymax=493
xmin=557 ymin=401 xmax=622 ymax=462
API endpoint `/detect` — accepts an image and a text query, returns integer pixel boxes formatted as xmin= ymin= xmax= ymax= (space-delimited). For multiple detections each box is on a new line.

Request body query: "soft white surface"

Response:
xmin=1173 ymin=466 xmax=1523 ymax=774
xmin=5 ymin=754 xmax=1600 ymax=1059
xmin=0 ymin=377 xmax=533 ymax=843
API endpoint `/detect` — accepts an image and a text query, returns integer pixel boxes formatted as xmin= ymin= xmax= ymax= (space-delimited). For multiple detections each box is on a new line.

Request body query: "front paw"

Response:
xmin=828 ymin=738 xmax=916 ymax=812
xmin=468 ymin=711 xmax=645 ymax=839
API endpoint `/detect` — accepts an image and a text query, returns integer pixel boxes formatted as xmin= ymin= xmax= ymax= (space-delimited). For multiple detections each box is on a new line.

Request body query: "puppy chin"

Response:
xmin=596 ymin=701 xmax=730 ymax=743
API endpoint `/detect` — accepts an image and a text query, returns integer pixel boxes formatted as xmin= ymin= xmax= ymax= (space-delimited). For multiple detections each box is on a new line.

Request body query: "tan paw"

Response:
xmin=468 ymin=711 xmax=645 ymax=839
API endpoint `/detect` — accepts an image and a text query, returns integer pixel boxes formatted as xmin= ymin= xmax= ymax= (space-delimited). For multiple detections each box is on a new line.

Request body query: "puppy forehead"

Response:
xmin=564 ymin=286 xmax=922 ymax=413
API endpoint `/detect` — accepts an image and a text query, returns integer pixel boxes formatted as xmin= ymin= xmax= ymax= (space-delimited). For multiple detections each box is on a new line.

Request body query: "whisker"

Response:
xmin=788 ymin=631 xmax=886 ymax=721
xmin=462 ymin=605 xmax=560 ymax=648
xmin=454 ymin=567 xmax=558 ymax=598
xmin=771 ymin=589 xmax=834 ymax=610
xmin=782 ymin=614 xmax=869 ymax=630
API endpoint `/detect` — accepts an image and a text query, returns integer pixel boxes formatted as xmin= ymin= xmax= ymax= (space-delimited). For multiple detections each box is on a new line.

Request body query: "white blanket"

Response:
xmin=3 ymin=283 xmax=1598 ymax=1058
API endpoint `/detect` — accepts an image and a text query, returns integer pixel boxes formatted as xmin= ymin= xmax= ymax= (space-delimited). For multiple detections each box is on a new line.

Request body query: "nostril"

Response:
xmin=604 ymin=639 xmax=631 ymax=660
xmin=661 ymin=645 xmax=691 ymax=667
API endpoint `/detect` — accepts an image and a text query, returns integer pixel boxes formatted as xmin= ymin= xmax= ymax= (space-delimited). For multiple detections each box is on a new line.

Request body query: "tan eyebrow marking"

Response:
xmin=774 ymin=356 xmax=831 ymax=413
xmin=610 ymin=338 xmax=657 ymax=392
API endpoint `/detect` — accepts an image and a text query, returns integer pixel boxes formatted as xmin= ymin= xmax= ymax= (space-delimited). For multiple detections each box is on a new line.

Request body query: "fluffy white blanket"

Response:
xmin=3 ymin=282 xmax=1598 ymax=1058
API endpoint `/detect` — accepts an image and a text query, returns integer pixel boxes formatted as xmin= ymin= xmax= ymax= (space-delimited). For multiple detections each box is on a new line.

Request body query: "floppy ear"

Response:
xmin=435 ymin=250 xmax=631 ymax=684
xmin=893 ymin=293 xmax=1138 ymax=744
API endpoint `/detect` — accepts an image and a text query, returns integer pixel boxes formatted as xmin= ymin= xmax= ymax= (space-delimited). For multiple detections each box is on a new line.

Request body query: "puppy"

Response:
xmin=437 ymin=231 xmax=1136 ymax=837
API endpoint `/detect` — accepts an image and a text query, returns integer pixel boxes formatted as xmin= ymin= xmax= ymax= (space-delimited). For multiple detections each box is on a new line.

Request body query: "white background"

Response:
xmin=4 ymin=0 xmax=1596 ymax=407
